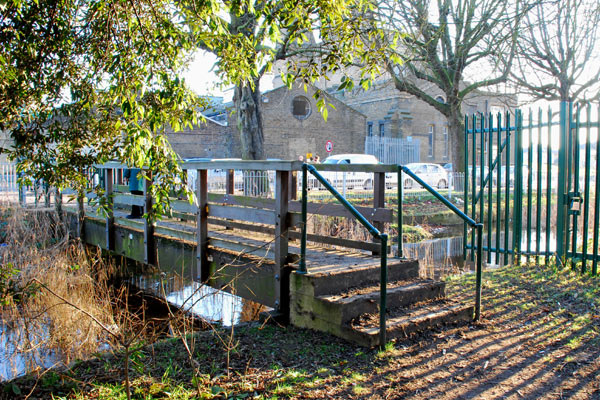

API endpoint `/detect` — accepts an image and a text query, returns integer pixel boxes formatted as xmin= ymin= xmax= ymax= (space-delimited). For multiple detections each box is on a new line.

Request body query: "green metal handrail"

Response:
xmin=399 ymin=166 xmax=483 ymax=321
xmin=299 ymin=163 xmax=389 ymax=346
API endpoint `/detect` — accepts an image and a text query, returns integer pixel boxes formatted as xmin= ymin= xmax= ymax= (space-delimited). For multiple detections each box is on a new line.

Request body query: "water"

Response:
xmin=0 ymin=324 xmax=60 ymax=381
xmin=401 ymin=228 xmax=559 ymax=278
xmin=127 ymin=273 xmax=267 ymax=327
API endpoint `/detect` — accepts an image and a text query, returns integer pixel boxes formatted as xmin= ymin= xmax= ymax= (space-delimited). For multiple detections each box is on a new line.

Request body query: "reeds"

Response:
xmin=0 ymin=207 xmax=115 ymax=379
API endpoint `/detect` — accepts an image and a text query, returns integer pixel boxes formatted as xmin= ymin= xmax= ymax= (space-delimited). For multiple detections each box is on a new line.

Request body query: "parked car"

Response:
xmin=403 ymin=163 xmax=450 ymax=189
xmin=309 ymin=154 xmax=385 ymax=190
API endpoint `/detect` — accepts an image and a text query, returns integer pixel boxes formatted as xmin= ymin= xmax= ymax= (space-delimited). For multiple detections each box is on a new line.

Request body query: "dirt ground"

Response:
xmin=3 ymin=263 xmax=600 ymax=399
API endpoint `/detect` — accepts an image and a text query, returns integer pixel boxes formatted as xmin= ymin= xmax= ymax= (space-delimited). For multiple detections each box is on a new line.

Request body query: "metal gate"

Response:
xmin=365 ymin=136 xmax=420 ymax=164
xmin=465 ymin=102 xmax=599 ymax=275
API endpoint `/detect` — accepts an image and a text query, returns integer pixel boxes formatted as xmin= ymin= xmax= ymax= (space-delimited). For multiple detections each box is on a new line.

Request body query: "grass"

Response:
xmin=3 ymin=260 xmax=599 ymax=399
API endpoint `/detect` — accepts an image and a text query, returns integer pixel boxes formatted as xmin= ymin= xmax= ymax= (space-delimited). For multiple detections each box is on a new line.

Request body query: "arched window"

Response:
xmin=292 ymin=96 xmax=311 ymax=119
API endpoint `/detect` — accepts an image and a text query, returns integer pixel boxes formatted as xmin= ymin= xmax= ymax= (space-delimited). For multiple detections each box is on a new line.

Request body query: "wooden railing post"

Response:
xmin=105 ymin=168 xmax=115 ymax=251
xmin=143 ymin=172 xmax=155 ymax=265
xmin=34 ymin=180 xmax=39 ymax=208
xmin=196 ymin=169 xmax=209 ymax=281
xmin=289 ymin=171 xmax=297 ymax=200
xmin=44 ymin=182 xmax=50 ymax=207
xmin=373 ymin=171 xmax=386 ymax=256
xmin=55 ymin=187 xmax=62 ymax=219
xmin=77 ymin=192 xmax=85 ymax=241
xmin=275 ymin=170 xmax=290 ymax=318
xmin=226 ymin=169 xmax=234 ymax=195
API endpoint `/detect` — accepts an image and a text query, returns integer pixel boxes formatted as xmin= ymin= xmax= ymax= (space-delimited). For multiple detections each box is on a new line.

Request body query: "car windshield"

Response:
xmin=323 ymin=158 xmax=339 ymax=164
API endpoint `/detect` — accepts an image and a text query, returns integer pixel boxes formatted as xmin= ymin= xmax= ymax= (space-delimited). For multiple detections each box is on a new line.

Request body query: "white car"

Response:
xmin=403 ymin=163 xmax=450 ymax=189
xmin=308 ymin=154 xmax=382 ymax=190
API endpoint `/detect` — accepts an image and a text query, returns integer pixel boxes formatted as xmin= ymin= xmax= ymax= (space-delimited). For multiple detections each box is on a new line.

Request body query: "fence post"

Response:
xmin=77 ymin=192 xmax=85 ymax=241
xmin=299 ymin=164 xmax=308 ymax=274
xmin=143 ymin=173 xmax=155 ymax=265
xmin=105 ymin=168 xmax=115 ymax=251
xmin=196 ymin=169 xmax=209 ymax=281
xmin=513 ymin=110 xmax=524 ymax=260
xmin=289 ymin=171 xmax=297 ymax=200
xmin=275 ymin=169 xmax=290 ymax=319
xmin=397 ymin=166 xmax=403 ymax=258
xmin=373 ymin=171 xmax=386 ymax=256
xmin=556 ymin=101 xmax=571 ymax=261
xmin=54 ymin=187 xmax=62 ymax=220
xmin=226 ymin=169 xmax=234 ymax=194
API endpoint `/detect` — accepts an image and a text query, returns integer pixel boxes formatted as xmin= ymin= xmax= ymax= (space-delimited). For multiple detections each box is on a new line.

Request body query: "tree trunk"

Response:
xmin=233 ymin=80 xmax=267 ymax=195
xmin=233 ymin=80 xmax=264 ymax=161
xmin=447 ymin=105 xmax=465 ymax=173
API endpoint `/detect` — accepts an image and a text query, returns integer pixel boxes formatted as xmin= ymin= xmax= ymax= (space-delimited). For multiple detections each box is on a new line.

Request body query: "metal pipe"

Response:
xmin=527 ymin=110 xmax=533 ymax=262
xmin=464 ymin=115 xmax=469 ymax=261
xmin=504 ymin=112 xmax=511 ymax=265
xmin=475 ymin=223 xmax=483 ymax=321
xmin=593 ymin=103 xmax=600 ymax=275
xmin=582 ymin=104 xmax=592 ymax=273
xmin=496 ymin=112 xmax=502 ymax=265
xmin=379 ymin=234 xmax=388 ymax=347
xmin=536 ymin=108 xmax=543 ymax=263
xmin=546 ymin=107 xmax=553 ymax=265
xmin=487 ymin=113 xmax=493 ymax=264
xmin=398 ymin=165 xmax=404 ymax=258
xmin=299 ymin=163 xmax=308 ymax=274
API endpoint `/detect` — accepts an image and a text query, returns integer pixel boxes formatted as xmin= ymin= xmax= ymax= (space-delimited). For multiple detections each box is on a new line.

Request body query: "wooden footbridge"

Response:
xmin=58 ymin=160 xmax=479 ymax=347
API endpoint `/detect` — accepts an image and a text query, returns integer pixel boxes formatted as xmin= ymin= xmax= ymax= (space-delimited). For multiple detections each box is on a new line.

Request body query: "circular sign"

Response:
xmin=325 ymin=140 xmax=333 ymax=153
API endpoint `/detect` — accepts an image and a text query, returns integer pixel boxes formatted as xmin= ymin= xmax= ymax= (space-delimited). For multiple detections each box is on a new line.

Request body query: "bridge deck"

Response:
xmin=78 ymin=206 xmax=388 ymax=277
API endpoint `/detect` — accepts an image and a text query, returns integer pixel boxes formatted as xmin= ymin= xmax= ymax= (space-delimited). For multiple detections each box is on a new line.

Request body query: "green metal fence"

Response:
xmin=465 ymin=102 xmax=600 ymax=274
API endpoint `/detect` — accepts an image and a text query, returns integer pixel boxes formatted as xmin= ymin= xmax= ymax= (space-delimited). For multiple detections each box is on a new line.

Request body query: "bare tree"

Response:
xmin=371 ymin=0 xmax=525 ymax=171
xmin=511 ymin=0 xmax=600 ymax=103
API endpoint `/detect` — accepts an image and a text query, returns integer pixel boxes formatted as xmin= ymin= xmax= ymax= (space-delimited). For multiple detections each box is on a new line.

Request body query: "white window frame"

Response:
xmin=443 ymin=126 xmax=449 ymax=159
xmin=428 ymin=125 xmax=434 ymax=158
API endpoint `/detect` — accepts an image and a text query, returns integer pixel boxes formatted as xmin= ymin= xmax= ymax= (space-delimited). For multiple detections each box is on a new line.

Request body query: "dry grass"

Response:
xmin=0 ymin=207 xmax=116 ymax=377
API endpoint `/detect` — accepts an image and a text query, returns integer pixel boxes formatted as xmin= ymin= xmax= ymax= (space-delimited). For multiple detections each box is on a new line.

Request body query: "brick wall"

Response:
xmin=167 ymin=116 xmax=234 ymax=159
xmin=340 ymin=79 xmax=516 ymax=164
xmin=231 ymin=85 xmax=367 ymax=160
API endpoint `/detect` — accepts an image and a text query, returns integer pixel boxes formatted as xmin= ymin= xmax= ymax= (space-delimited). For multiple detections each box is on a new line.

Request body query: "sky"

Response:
xmin=182 ymin=51 xmax=274 ymax=103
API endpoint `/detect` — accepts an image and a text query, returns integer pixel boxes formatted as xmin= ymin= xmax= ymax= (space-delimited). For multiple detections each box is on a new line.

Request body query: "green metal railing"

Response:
xmin=399 ymin=166 xmax=484 ymax=321
xmin=299 ymin=163 xmax=484 ymax=346
xmin=465 ymin=102 xmax=600 ymax=275
xmin=298 ymin=163 xmax=389 ymax=346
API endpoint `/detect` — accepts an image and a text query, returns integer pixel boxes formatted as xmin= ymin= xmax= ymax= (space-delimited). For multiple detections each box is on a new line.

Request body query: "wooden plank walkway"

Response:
xmin=78 ymin=205 xmax=388 ymax=277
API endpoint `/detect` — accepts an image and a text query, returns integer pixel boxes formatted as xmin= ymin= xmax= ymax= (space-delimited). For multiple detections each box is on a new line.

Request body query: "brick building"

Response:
xmin=329 ymin=78 xmax=516 ymax=164
xmin=231 ymin=85 xmax=366 ymax=161
xmin=168 ymin=84 xmax=366 ymax=161
xmin=167 ymin=114 xmax=233 ymax=159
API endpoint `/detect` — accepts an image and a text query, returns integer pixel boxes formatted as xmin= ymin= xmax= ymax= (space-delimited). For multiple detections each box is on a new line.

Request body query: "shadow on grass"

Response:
xmin=2 ymin=263 xmax=599 ymax=399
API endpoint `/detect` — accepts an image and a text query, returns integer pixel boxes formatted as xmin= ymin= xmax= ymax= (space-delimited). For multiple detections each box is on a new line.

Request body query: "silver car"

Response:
xmin=403 ymin=163 xmax=450 ymax=189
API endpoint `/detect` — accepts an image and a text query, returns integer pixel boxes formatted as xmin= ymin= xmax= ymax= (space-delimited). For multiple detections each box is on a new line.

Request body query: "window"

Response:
xmin=443 ymin=126 xmax=449 ymax=159
xmin=367 ymin=122 xmax=373 ymax=137
xmin=435 ymin=96 xmax=445 ymax=104
xmin=292 ymin=96 xmax=311 ymax=119
xmin=428 ymin=125 xmax=434 ymax=157
xmin=379 ymin=122 xmax=385 ymax=137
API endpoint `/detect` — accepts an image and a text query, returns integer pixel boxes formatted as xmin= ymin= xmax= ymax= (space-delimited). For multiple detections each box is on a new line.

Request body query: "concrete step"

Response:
xmin=344 ymin=300 xmax=474 ymax=347
xmin=291 ymin=258 xmax=419 ymax=298
xmin=317 ymin=279 xmax=445 ymax=323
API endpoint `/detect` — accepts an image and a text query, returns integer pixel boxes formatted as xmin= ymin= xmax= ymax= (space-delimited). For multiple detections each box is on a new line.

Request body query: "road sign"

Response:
xmin=325 ymin=140 xmax=333 ymax=153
